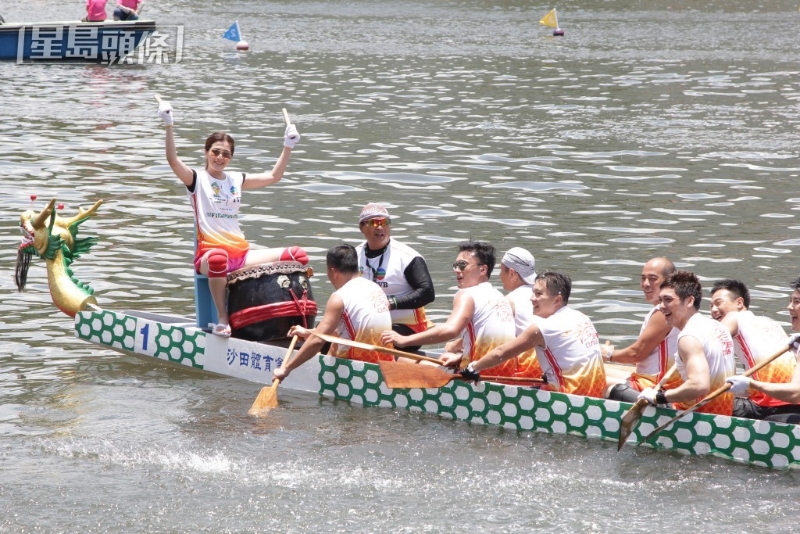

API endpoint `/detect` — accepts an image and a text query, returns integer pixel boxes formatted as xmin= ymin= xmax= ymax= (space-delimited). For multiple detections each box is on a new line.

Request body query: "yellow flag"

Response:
xmin=540 ymin=8 xmax=559 ymax=28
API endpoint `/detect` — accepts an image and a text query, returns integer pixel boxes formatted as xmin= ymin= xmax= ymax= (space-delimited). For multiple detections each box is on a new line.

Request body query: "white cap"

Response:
xmin=501 ymin=247 xmax=536 ymax=285
xmin=358 ymin=203 xmax=391 ymax=224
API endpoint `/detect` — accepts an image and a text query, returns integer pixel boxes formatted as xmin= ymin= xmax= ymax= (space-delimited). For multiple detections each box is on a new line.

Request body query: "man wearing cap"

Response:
xmin=356 ymin=203 xmax=435 ymax=351
xmin=380 ymin=241 xmax=519 ymax=377
xmin=602 ymin=257 xmax=681 ymax=402
xmin=499 ymin=247 xmax=543 ymax=379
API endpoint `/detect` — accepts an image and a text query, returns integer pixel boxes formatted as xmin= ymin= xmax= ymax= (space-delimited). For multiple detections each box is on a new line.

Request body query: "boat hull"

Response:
xmin=0 ymin=20 xmax=156 ymax=62
xmin=75 ymin=308 xmax=800 ymax=469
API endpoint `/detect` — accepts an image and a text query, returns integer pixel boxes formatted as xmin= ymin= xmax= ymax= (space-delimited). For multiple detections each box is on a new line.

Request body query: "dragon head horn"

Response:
xmin=31 ymin=198 xmax=58 ymax=230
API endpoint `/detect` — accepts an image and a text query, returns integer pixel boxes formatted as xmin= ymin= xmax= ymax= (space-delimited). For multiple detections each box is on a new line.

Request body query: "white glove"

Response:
xmin=637 ymin=387 xmax=658 ymax=405
xmin=726 ymin=375 xmax=751 ymax=396
xmin=788 ymin=333 xmax=800 ymax=349
xmin=158 ymin=101 xmax=174 ymax=126
xmin=284 ymin=124 xmax=300 ymax=149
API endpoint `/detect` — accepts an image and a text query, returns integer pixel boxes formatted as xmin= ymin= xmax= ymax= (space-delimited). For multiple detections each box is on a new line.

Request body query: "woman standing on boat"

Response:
xmin=157 ymin=98 xmax=306 ymax=337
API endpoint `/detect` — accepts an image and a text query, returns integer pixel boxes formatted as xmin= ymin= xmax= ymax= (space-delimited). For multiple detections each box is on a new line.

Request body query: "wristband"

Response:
xmin=655 ymin=389 xmax=667 ymax=405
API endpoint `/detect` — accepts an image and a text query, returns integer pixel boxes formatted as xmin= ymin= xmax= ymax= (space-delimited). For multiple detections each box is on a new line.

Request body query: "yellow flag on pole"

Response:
xmin=540 ymin=8 xmax=559 ymax=29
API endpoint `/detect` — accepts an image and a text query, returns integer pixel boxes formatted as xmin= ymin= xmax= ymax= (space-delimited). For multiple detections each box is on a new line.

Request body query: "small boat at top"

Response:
xmin=0 ymin=19 xmax=156 ymax=62
xmin=15 ymin=198 xmax=800 ymax=470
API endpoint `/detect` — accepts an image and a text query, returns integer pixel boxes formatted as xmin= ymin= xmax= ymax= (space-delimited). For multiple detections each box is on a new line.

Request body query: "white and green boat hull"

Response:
xmin=76 ymin=308 xmax=800 ymax=469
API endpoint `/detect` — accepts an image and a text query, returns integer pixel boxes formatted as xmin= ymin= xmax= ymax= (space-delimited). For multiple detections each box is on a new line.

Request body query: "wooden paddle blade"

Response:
xmin=378 ymin=360 xmax=456 ymax=389
xmin=248 ymin=380 xmax=280 ymax=416
xmin=617 ymin=399 xmax=648 ymax=451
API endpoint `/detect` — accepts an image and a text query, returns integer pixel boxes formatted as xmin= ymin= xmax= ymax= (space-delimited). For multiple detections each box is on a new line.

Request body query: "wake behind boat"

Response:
xmin=16 ymin=198 xmax=800 ymax=470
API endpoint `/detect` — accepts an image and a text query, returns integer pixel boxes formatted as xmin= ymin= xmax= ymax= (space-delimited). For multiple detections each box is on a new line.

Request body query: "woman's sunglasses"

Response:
xmin=210 ymin=148 xmax=232 ymax=159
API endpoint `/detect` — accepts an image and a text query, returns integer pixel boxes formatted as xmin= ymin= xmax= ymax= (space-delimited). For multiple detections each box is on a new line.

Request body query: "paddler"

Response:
xmin=497 ymin=247 xmax=543 ymax=379
xmin=157 ymin=97 xmax=308 ymax=338
xmin=380 ymin=241 xmax=519 ymax=377
xmin=456 ymin=271 xmax=607 ymax=397
xmin=602 ymin=257 xmax=680 ymax=401
xmin=638 ymin=271 xmax=736 ymax=415
xmin=709 ymin=279 xmax=800 ymax=420
xmin=726 ymin=277 xmax=800 ymax=423
xmin=355 ymin=203 xmax=435 ymax=352
xmin=272 ymin=244 xmax=393 ymax=382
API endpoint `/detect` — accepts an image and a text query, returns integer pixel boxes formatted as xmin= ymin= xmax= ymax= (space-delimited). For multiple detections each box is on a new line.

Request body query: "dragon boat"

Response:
xmin=16 ymin=198 xmax=800 ymax=470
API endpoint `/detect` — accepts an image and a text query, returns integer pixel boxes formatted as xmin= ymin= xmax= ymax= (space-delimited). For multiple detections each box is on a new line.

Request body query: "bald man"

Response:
xmin=603 ymin=257 xmax=681 ymax=402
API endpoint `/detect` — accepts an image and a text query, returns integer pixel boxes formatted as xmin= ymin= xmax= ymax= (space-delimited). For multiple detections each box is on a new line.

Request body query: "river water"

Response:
xmin=2 ymin=0 xmax=800 ymax=531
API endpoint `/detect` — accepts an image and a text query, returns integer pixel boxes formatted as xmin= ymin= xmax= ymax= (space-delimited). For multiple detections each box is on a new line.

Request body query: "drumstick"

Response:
xmin=154 ymin=94 xmax=162 ymax=104
xmin=282 ymin=108 xmax=291 ymax=127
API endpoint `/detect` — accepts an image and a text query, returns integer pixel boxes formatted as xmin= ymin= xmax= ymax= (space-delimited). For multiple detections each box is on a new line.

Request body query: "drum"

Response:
xmin=226 ymin=261 xmax=317 ymax=342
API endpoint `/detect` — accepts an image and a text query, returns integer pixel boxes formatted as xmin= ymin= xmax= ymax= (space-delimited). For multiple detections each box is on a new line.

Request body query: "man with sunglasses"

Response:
xmin=356 ymin=203 xmax=435 ymax=352
xmin=381 ymin=241 xmax=519 ymax=377
xmin=460 ymin=271 xmax=606 ymax=397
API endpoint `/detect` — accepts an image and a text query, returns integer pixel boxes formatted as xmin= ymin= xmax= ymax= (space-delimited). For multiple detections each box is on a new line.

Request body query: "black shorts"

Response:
xmin=733 ymin=397 xmax=800 ymax=422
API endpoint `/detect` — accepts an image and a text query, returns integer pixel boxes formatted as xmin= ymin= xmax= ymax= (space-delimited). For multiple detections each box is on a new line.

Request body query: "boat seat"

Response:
xmin=194 ymin=271 xmax=218 ymax=330
xmin=193 ymin=230 xmax=218 ymax=330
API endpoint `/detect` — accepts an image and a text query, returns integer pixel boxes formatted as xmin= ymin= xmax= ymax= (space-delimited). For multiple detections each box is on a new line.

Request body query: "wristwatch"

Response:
xmin=655 ymin=389 xmax=668 ymax=405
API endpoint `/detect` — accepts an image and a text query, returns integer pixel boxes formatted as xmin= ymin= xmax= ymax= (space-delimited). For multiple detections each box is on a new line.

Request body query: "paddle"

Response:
xmin=248 ymin=335 xmax=298 ymax=416
xmin=378 ymin=359 xmax=546 ymax=389
xmin=304 ymin=329 xmax=446 ymax=366
xmin=616 ymin=363 xmax=677 ymax=451
xmin=640 ymin=341 xmax=794 ymax=445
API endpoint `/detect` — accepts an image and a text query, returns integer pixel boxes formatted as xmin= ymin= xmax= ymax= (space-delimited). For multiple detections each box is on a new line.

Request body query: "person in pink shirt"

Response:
xmin=82 ymin=0 xmax=108 ymax=22
xmin=113 ymin=0 xmax=144 ymax=21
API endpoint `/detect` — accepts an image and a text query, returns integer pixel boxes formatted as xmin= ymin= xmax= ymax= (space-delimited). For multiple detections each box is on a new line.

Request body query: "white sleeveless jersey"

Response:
xmin=636 ymin=306 xmax=680 ymax=376
xmin=333 ymin=277 xmax=393 ymax=362
xmin=534 ymin=306 xmax=606 ymax=397
xmin=459 ymin=282 xmax=516 ymax=367
xmin=356 ymin=239 xmax=429 ymax=328
xmin=731 ymin=310 xmax=795 ymax=407
xmin=675 ymin=313 xmax=736 ymax=414
xmin=506 ymin=285 xmax=534 ymax=335
xmin=506 ymin=284 xmax=542 ymax=379
xmin=188 ymin=169 xmax=249 ymax=261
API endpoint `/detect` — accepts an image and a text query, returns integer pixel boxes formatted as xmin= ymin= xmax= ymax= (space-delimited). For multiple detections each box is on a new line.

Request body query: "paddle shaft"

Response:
xmin=306 ymin=329 xmax=445 ymax=365
xmin=275 ymin=334 xmax=299 ymax=383
xmin=378 ymin=360 xmax=545 ymax=390
xmin=642 ymin=341 xmax=793 ymax=443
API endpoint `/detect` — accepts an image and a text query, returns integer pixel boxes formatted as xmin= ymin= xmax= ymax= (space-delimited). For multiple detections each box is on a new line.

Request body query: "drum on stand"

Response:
xmin=226 ymin=261 xmax=317 ymax=342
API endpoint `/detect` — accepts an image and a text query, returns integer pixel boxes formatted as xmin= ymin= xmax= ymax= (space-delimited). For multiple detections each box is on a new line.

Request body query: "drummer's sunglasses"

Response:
xmin=210 ymin=148 xmax=232 ymax=159
xmin=365 ymin=218 xmax=390 ymax=228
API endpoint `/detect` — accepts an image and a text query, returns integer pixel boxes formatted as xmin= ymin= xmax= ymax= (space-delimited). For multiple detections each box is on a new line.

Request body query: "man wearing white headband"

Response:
xmin=499 ymin=247 xmax=542 ymax=379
